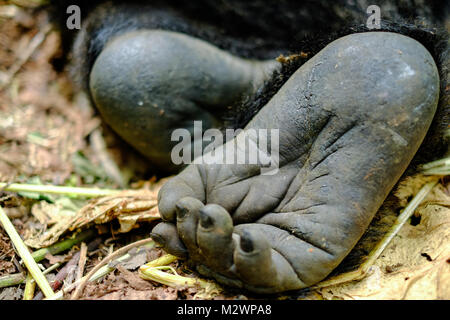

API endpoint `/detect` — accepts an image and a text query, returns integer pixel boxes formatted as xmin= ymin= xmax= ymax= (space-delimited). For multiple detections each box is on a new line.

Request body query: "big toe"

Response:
xmin=196 ymin=204 xmax=235 ymax=272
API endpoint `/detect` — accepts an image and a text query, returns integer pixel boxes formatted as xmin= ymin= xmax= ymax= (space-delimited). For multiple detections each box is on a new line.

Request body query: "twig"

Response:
xmin=47 ymin=241 xmax=155 ymax=300
xmin=140 ymin=267 xmax=212 ymax=288
xmin=0 ymin=262 xmax=61 ymax=289
xmin=38 ymin=262 xmax=61 ymax=278
xmin=0 ymin=24 xmax=52 ymax=89
xmin=31 ymin=229 xmax=96 ymax=262
xmin=23 ymin=273 xmax=36 ymax=300
xmin=34 ymin=238 xmax=101 ymax=300
xmin=0 ymin=273 xmax=25 ymax=288
xmin=0 ymin=263 xmax=60 ymax=290
xmin=0 ymin=182 xmax=120 ymax=198
xmin=0 ymin=5 xmax=19 ymax=18
xmin=71 ymin=238 xmax=155 ymax=300
xmin=76 ymin=242 xmax=88 ymax=283
xmin=421 ymin=157 xmax=450 ymax=176
xmin=10 ymin=0 xmax=49 ymax=8
xmin=139 ymin=254 xmax=222 ymax=298
xmin=0 ymin=206 xmax=54 ymax=297
xmin=421 ymin=157 xmax=450 ymax=170
xmin=142 ymin=254 xmax=178 ymax=268
xmin=90 ymin=129 xmax=127 ymax=188
xmin=33 ymin=253 xmax=79 ymax=300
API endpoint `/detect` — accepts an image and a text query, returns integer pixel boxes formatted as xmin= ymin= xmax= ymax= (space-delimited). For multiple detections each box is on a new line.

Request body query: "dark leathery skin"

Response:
xmin=153 ymin=32 xmax=440 ymax=293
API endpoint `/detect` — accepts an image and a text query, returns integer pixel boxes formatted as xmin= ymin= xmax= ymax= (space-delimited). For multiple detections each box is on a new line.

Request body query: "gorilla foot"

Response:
xmin=89 ymin=29 xmax=279 ymax=170
xmin=153 ymin=32 xmax=440 ymax=293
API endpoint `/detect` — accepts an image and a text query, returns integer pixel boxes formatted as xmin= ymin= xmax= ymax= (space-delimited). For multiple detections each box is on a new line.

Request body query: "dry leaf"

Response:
xmin=25 ymin=180 xmax=166 ymax=248
xmin=317 ymin=177 xmax=450 ymax=300
xmin=0 ymin=287 xmax=23 ymax=300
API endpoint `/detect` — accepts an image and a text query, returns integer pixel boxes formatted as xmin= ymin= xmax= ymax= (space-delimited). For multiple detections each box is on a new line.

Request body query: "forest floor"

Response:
xmin=0 ymin=2 xmax=449 ymax=300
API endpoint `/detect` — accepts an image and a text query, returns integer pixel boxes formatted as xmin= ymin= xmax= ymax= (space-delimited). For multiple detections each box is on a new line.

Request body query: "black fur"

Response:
xmin=232 ymin=20 xmax=450 ymax=164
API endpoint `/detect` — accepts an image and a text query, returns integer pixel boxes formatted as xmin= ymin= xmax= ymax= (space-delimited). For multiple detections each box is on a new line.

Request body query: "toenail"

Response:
xmin=176 ymin=203 xmax=189 ymax=219
xmin=199 ymin=209 xmax=214 ymax=229
xmin=150 ymin=233 xmax=166 ymax=246
xmin=240 ymin=231 xmax=254 ymax=253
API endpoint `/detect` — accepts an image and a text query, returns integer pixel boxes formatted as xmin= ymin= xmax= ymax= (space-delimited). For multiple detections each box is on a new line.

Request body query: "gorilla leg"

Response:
xmin=153 ymin=32 xmax=440 ymax=293
xmin=89 ymin=29 xmax=279 ymax=170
